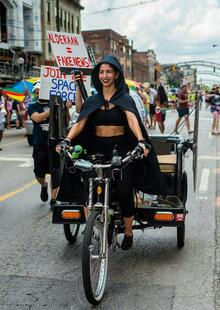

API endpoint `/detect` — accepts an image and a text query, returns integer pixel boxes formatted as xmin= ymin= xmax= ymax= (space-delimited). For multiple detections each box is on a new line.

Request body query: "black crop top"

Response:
xmin=91 ymin=105 xmax=127 ymax=126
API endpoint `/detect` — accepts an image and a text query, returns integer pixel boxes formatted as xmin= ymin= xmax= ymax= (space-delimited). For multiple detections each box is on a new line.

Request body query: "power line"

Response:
xmin=82 ymin=0 xmax=159 ymax=15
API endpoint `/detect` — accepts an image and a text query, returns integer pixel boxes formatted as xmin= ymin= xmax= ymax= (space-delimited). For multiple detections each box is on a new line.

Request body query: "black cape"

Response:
xmin=57 ymin=55 xmax=167 ymax=201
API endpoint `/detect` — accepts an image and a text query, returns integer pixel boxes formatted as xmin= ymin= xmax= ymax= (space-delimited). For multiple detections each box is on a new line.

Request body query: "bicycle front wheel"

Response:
xmin=63 ymin=224 xmax=80 ymax=244
xmin=82 ymin=210 xmax=108 ymax=305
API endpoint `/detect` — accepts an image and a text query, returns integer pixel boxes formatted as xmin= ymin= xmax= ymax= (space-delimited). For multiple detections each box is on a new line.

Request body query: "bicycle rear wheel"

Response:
xmin=82 ymin=210 xmax=108 ymax=305
xmin=63 ymin=224 xmax=80 ymax=244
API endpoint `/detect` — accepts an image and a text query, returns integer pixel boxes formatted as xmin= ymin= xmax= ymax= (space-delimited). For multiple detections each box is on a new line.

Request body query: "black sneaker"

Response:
xmin=50 ymin=199 xmax=56 ymax=211
xmin=40 ymin=183 xmax=48 ymax=202
xmin=121 ymin=234 xmax=133 ymax=250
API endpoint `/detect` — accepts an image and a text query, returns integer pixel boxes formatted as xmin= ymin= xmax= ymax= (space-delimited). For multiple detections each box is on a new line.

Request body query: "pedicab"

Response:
xmin=51 ymin=78 xmax=199 ymax=304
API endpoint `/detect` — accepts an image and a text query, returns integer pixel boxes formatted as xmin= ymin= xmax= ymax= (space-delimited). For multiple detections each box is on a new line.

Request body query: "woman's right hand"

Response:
xmin=56 ymin=138 xmax=71 ymax=154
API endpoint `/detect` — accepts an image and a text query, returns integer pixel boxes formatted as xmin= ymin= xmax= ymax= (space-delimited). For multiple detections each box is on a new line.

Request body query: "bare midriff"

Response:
xmin=95 ymin=125 xmax=125 ymax=137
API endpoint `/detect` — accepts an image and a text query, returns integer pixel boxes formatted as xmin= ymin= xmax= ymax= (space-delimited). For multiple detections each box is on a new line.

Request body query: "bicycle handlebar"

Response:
xmin=64 ymin=146 xmax=142 ymax=172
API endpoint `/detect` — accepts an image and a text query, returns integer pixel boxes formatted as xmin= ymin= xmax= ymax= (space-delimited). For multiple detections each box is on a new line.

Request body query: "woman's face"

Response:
xmin=98 ymin=63 xmax=118 ymax=88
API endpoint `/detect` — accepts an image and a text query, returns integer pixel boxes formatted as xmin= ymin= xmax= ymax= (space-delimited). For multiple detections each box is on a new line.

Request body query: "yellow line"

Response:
xmin=0 ymin=180 xmax=37 ymax=202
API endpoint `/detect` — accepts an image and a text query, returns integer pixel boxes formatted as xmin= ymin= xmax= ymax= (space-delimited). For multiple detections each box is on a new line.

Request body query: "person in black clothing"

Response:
xmin=28 ymin=82 xmax=59 ymax=207
xmin=56 ymin=55 xmax=167 ymax=250
xmin=209 ymin=85 xmax=220 ymax=134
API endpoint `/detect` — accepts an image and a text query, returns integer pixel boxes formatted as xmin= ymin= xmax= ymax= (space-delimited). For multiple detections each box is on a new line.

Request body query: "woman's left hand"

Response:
xmin=138 ymin=139 xmax=151 ymax=157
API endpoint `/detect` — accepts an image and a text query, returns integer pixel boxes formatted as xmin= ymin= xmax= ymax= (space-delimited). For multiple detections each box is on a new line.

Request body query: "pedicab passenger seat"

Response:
xmin=150 ymin=135 xmax=180 ymax=195
xmin=157 ymin=154 xmax=177 ymax=173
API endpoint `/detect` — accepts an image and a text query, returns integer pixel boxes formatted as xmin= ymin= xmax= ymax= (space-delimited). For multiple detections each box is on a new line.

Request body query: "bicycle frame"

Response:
xmin=87 ymin=171 xmax=111 ymax=258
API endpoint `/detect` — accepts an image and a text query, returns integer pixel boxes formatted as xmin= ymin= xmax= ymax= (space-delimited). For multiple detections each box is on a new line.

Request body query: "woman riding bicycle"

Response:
xmin=56 ymin=55 xmax=167 ymax=250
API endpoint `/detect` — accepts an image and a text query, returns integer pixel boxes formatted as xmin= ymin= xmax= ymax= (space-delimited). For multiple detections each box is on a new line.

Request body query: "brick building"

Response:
xmin=82 ymin=29 xmax=158 ymax=84
xmin=133 ymin=50 xmax=157 ymax=83
xmin=82 ymin=29 xmax=133 ymax=80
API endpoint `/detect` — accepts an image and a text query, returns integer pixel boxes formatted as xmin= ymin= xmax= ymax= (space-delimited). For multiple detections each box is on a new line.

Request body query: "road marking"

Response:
xmin=199 ymin=168 xmax=210 ymax=193
xmin=198 ymin=156 xmax=220 ymax=160
xmin=1 ymin=139 xmax=25 ymax=146
xmin=199 ymin=117 xmax=212 ymax=121
xmin=0 ymin=180 xmax=37 ymax=202
xmin=0 ymin=157 xmax=33 ymax=167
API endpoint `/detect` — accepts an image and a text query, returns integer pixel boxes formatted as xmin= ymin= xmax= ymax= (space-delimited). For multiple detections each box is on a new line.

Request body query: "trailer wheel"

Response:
xmin=180 ymin=172 xmax=187 ymax=204
xmin=177 ymin=225 xmax=185 ymax=248
xmin=63 ymin=224 xmax=80 ymax=244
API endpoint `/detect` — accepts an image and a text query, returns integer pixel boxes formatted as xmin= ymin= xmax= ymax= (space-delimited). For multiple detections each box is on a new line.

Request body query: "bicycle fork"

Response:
xmin=88 ymin=177 xmax=110 ymax=258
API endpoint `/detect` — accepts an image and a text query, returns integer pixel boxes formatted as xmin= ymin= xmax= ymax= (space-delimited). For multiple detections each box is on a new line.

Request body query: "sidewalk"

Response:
xmin=215 ymin=139 xmax=220 ymax=309
xmin=0 ymin=127 xmax=26 ymax=149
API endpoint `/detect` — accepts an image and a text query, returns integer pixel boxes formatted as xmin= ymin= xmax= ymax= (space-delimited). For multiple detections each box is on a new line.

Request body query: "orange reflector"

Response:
xmin=61 ymin=210 xmax=81 ymax=220
xmin=97 ymin=186 xmax=102 ymax=194
xmin=154 ymin=212 xmax=174 ymax=221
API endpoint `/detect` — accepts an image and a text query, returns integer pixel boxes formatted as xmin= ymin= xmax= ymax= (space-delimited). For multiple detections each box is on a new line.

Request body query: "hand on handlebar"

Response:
xmin=55 ymin=138 xmax=71 ymax=154
xmin=138 ymin=139 xmax=151 ymax=157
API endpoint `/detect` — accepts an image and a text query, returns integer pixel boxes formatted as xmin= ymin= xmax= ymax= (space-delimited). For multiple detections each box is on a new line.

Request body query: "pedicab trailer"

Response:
xmin=52 ymin=76 xmax=199 ymax=248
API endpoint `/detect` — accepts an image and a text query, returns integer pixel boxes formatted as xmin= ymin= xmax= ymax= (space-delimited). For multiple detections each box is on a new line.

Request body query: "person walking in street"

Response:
xmin=28 ymin=81 xmax=58 ymax=207
xmin=20 ymin=89 xmax=32 ymax=127
xmin=148 ymin=84 xmax=157 ymax=128
xmin=12 ymin=99 xmax=22 ymax=129
xmin=125 ymin=85 xmax=147 ymax=125
xmin=4 ymin=95 xmax=13 ymax=129
xmin=174 ymin=84 xmax=193 ymax=135
xmin=155 ymin=84 xmax=168 ymax=134
xmin=0 ymin=91 xmax=6 ymax=150
xmin=209 ymin=85 xmax=220 ymax=135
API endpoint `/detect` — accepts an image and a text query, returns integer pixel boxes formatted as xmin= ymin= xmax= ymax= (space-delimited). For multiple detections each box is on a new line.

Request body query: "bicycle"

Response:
xmin=68 ymin=146 xmax=143 ymax=305
xmin=53 ymin=141 xmax=189 ymax=305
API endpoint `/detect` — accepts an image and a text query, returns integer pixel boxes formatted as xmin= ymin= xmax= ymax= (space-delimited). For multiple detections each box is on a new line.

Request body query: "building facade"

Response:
xmin=133 ymin=50 xmax=157 ymax=83
xmin=82 ymin=29 xmax=133 ymax=80
xmin=82 ymin=29 xmax=159 ymax=83
xmin=0 ymin=0 xmax=83 ymax=84
xmin=0 ymin=0 xmax=42 ymax=83
xmin=41 ymin=0 xmax=83 ymax=65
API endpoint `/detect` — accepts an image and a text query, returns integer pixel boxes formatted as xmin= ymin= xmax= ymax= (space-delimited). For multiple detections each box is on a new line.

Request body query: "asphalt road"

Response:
xmin=0 ymin=107 xmax=219 ymax=310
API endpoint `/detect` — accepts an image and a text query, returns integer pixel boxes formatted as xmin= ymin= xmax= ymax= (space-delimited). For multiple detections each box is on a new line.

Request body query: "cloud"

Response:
xmin=81 ymin=0 xmax=220 ymax=64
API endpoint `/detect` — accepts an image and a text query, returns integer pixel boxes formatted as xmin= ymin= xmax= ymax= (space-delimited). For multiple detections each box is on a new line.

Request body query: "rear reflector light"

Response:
xmin=175 ymin=214 xmax=185 ymax=221
xmin=154 ymin=212 xmax=174 ymax=221
xmin=61 ymin=210 xmax=81 ymax=220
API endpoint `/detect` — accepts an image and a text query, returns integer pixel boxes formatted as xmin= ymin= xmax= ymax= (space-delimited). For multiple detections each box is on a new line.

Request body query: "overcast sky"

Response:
xmin=81 ymin=0 xmax=220 ymax=84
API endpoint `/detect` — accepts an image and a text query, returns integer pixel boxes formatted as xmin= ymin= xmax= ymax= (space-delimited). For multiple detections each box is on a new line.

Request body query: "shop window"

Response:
xmin=71 ymin=15 xmax=74 ymax=32
xmin=0 ymin=2 xmax=7 ymax=43
xmin=68 ymin=13 xmax=71 ymax=32
xmin=47 ymin=1 xmax=51 ymax=24
xmin=76 ymin=17 xmax=80 ymax=33
xmin=64 ymin=11 xmax=67 ymax=30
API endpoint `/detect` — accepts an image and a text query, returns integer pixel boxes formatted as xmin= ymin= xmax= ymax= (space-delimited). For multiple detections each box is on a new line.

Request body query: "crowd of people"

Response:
xmin=0 ymin=88 xmax=32 ymax=151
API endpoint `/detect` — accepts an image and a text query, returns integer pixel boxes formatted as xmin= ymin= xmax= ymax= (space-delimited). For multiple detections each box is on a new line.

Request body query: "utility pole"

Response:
xmin=131 ymin=40 xmax=134 ymax=80
xmin=56 ymin=0 xmax=60 ymax=31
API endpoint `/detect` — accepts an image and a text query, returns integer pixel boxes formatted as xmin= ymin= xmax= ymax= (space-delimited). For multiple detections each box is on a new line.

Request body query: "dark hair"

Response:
xmin=157 ymin=85 xmax=168 ymax=104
